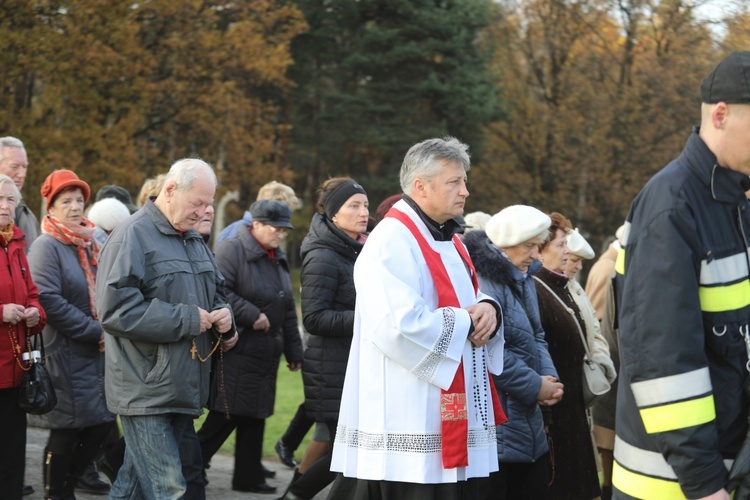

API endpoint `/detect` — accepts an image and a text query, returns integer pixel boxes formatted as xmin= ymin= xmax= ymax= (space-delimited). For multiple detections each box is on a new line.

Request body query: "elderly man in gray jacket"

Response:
xmin=96 ymin=158 xmax=235 ymax=499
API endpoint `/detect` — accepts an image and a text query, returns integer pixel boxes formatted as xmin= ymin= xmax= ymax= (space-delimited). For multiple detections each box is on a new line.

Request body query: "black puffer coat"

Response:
xmin=301 ymin=213 xmax=364 ymax=422
xmin=208 ymin=228 xmax=303 ymax=419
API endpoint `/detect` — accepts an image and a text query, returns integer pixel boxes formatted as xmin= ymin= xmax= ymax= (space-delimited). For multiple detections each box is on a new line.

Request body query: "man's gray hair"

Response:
xmin=0 ymin=173 xmax=22 ymax=202
xmin=164 ymin=158 xmax=217 ymax=192
xmin=399 ymin=137 xmax=471 ymax=193
xmin=0 ymin=136 xmax=25 ymax=162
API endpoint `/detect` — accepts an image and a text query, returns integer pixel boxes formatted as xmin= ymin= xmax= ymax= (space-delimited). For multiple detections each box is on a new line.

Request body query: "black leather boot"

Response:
xmin=76 ymin=462 xmax=110 ymax=494
xmin=44 ymin=449 xmax=75 ymax=500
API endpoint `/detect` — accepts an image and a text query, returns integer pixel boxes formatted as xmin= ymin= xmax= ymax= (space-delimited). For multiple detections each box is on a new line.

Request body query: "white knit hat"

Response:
xmin=87 ymin=197 xmax=131 ymax=232
xmin=463 ymin=211 xmax=491 ymax=233
xmin=566 ymin=228 xmax=595 ymax=259
xmin=485 ymin=205 xmax=551 ymax=248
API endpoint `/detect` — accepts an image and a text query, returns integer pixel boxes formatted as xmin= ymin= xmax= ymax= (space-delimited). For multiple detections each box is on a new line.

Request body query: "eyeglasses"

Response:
xmin=263 ymin=224 xmax=287 ymax=235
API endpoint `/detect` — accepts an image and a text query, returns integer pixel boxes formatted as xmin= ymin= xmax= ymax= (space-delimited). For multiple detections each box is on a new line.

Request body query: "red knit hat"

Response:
xmin=40 ymin=169 xmax=91 ymax=208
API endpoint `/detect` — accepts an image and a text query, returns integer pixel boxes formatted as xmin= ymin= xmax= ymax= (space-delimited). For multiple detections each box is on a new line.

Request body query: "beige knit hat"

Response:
xmin=486 ymin=205 xmax=551 ymax=248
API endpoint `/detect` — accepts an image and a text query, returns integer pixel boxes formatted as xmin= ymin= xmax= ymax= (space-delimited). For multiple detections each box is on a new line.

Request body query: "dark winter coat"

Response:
xmin=535 ymin=266 xmax=600 ymax=500
xmin=464 ymin=231 xmax=557 ymax=463
xmin=209 ymin=227 xmax=303 ymax=419
xmin=301 ymin=213 xmax=363 ymax=422
xmin=27 ymin=233 xmax=114 ymax=429
xmin=0 ymin=226 xmax=46 ymax=389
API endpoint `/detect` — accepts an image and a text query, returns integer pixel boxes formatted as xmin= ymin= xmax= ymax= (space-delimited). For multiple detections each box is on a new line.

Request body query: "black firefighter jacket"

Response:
xmin=614 ymin=128 xmax=750 ymax=499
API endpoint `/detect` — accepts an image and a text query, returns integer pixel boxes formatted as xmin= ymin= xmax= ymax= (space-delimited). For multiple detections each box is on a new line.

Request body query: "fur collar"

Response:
xmin=464 ymin=230 xmax=541 ymax=286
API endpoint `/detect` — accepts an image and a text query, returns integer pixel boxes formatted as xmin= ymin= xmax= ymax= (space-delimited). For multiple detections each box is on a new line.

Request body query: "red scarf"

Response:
xmin=386 ymin=208 xmax=505 ymax=469
xmin=42 ymin=214 xmax=100 ymax=319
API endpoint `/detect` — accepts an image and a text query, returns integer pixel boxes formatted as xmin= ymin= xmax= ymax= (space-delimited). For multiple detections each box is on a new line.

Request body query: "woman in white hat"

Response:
xmin=464 ymin=205 xmax=563 ymax=499
xmin=533 ymin=213 xmax=601 ymax=499
xmin=563 ymin=229 xmax=616 ymax=389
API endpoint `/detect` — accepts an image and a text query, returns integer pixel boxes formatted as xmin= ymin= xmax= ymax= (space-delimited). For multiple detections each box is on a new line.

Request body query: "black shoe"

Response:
xmin=274 ymin=439 xmax=297 ymax=468
xmin=22 ymin=485 xmax=34 ymax=496
xmin=77 ymin=463 xmax=111 ymax=494
xmin=233 ymin=482 xmax=277 ymax=494
xmin=263 ymin=465 xmax=276 ymax=479
xmin=95 ymin=457 xmax=118 ymax=486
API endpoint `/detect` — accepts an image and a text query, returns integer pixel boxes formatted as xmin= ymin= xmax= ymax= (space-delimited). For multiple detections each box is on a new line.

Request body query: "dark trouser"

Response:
xmin=45 ymin=422 xmax=113 ymax=498
xmin=288 ymin=420 xmax=337 ymax=499
xmin=328 ymin=476 xmax=481 ymax=500
xmin=197 ymin=410 xmax=266 ymax=488
xmin=0 ymin=387 xmax=26 ymax=500
xmin=280 ymin=403 xmax=314 ymax=451
xmin=475 ymin=456 xmax=550 ymax=500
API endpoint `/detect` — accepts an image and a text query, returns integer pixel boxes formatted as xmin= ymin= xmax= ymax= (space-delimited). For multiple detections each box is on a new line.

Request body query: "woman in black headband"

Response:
xmin=280 ymin=177 xmax=368 ymax=500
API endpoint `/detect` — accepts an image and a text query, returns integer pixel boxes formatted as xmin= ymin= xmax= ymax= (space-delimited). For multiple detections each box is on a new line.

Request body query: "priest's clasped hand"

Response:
xmin=466 ymin=302 xmax=497 ymax=347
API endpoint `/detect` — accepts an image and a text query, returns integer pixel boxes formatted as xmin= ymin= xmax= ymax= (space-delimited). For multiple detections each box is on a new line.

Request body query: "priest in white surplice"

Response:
xmin=328 ymin=137 xmax=506 ymax=500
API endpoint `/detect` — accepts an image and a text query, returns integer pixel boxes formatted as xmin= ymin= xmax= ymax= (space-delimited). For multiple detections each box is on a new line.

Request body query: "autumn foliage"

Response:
xmin=0 ymin=0 xmax=749 ymax=258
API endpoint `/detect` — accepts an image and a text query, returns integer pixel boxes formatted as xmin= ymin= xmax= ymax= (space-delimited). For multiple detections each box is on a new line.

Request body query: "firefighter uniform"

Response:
xmin=614 ymin=128 xmax=750 ymax=499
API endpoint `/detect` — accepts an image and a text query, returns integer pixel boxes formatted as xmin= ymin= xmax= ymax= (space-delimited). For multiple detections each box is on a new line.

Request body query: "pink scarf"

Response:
xmin=42 ymin=214 xmax=100 ymax=319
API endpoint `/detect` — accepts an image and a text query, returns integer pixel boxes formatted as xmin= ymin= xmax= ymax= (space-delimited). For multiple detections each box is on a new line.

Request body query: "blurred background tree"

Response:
xmin=0 ymin=0 xmax=748 ymax=261
xmin=286 ymin=0 xmax=504 ymax=217
xmin=0 ymin=0 xmax=306 ymax=216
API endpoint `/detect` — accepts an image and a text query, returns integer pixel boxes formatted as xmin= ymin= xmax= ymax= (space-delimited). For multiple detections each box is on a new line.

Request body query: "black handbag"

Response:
xmin=17 ymin=333 xmax=57 ymax=415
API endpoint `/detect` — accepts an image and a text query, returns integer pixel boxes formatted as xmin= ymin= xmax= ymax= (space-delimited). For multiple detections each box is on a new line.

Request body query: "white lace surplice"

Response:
xmin=331 ymin=200 xmax=505 ymax=484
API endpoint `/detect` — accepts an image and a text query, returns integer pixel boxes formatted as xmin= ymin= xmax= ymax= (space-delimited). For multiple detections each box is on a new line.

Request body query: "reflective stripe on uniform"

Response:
xmin=613 ymin=462 xmax=684 ymax=499
xmin=700 ymin=252 xmax=749 ymax=285
xmin=619 ymin=221 xmax=631 ymax=246
xmin=615 ymin=247 xmax=625 ymax=275
xmin=639 ymin=395 xmax=715 ymax=433
xmin=631 ymin=368 xmax=711 ymax=407
xmin=698 ymin=250 xmax=750 ymax=312
xmin=613 ymin=436 xmax=733 ymax=499
xmin=612 ymin=436 xmax=685 ymax=500
xmin=699 ymin=279 xmax=750 ymax=312
xmin=612 ymin=436 xmax=683 ymax=499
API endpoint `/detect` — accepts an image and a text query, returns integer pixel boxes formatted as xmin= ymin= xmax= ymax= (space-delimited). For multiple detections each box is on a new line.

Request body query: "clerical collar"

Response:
xmin=402 ymin=195 xmax=463 ymax=242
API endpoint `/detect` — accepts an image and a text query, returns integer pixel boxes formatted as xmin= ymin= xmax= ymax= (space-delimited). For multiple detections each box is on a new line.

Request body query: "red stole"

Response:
xmin=385 ymin=208 xmax=506 ymax=469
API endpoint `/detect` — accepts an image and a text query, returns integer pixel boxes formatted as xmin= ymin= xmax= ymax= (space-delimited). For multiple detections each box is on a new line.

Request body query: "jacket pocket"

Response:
xmin=144 ymin=344 xmax=169 ymax=384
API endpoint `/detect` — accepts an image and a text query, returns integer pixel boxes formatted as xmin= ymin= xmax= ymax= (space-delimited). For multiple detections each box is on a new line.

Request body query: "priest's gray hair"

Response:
xmin=165 ymin=158 xmax=217 ymax=192
xmin=399 ymin=137 xmax=471 ymax=194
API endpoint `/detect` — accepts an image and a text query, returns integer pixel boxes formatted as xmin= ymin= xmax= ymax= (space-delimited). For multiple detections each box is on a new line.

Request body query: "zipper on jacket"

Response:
xmin=736 ymin=204 xmax=750 ymax=372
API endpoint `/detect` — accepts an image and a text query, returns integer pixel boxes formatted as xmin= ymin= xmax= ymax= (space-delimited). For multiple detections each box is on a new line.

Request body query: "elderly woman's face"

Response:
xmin=564 ymin=254 xmax=584 ymax=280
xmin=503 ymin=238 xmax=541 ymax=273
xmin=540 ymin=229 xmax=570 ymax=274
xmin=0 ymin=181 xmax=18 ymax=228
xmin=48 ymin=187 xmax=85 ymax=225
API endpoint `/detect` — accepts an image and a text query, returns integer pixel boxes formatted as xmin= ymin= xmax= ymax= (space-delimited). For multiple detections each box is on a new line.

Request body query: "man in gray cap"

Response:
xmin=613 ymin=51 xmax=750 ymax=500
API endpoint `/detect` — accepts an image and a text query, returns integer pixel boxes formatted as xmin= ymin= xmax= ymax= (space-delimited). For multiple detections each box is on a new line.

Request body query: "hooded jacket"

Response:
xmin=614 ymin=129 xmax=750 ymax=499
xmin=464 ymin=230 xmax=558 ymax=462
xmin=301 ymin=212 xmax=363 ymax=422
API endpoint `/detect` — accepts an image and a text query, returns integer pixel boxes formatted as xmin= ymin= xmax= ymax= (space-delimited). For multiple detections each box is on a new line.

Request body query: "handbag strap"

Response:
xmin=26 ymin=329 xmax=46 ymax=363
xmin=533 ymin=275 xmax=593 ymax=359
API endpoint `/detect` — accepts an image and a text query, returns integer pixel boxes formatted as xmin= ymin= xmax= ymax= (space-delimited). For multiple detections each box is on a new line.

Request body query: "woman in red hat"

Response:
xmin=27 ymin=170 xmax=114 ymax=499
